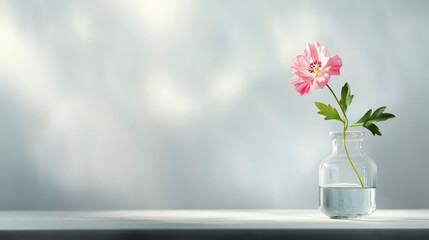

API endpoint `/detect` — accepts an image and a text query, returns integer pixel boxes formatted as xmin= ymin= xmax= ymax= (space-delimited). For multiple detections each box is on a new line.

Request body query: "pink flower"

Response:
xmin=291 ymin=43 xmax=343 ymax=95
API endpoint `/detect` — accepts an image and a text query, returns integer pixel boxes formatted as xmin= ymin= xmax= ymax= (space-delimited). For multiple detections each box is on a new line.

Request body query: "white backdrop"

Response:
xmin=0 ymin=0 xmax=427 ymax=209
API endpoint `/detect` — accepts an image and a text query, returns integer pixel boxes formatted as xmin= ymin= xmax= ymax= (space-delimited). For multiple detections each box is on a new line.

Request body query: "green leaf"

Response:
xmin=371 ymin=106 xmax=395 ymax=122
xmin=351 ymin=109 xmax=372 ymax=127
xmin=339 ymin=82 xmax=354 ymax=113
xmin=350 ymin=106 xmax=395 ymax=135
xmin=365 ymin=123 xmax=382 ymax=136
xmin=314 ymin=102 xmax=343 ymax=122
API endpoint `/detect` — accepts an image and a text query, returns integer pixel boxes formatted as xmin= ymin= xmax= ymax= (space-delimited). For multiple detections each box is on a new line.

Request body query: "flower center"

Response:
xmin=308 ymin=60 xmax=322 ymax=74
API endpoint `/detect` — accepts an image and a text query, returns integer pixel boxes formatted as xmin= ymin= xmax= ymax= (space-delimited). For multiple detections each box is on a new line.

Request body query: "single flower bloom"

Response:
xmin=291 ymin=42 xmax=343 ymax=95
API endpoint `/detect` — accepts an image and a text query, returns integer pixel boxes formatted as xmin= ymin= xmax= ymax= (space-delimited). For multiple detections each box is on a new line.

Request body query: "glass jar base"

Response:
xmin=319 ymin=186 xmax=376 ymax=218
xmin=328 ymin=213 xmax=372 ymax=219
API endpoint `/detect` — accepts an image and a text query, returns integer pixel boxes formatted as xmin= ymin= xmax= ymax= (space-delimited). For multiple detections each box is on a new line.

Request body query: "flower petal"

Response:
xmin=291 ymin=55 xmax=313 ymax=81
xmin=311 ymin=74 xmax=330 ymax=91
xmin=323 ymin=55 xmax=342 ymax=76
xmin=304 ymin=43 xmax=319 ymax=62
xmin=318 ymin=45 xmax=330 ymax=66
xmin=290 ymin=75 xmax=301 ymax=85
xmin=293 ymin=80 xmax=312 ymax=96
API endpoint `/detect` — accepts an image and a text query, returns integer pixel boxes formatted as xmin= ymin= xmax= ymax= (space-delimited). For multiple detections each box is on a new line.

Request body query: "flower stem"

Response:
xmin=326 ymin=84 xmax=364 ymax=188
xmin=342 ymin=129 xmax=364 ymax=188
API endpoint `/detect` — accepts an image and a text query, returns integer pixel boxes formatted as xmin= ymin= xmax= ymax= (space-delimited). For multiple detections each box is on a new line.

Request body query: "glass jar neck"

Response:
xmin=330 ymin=131 xmax=365 ymax=155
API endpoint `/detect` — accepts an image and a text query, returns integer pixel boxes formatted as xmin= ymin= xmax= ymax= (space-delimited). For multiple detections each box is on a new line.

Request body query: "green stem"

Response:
xmin=326 ymin=84 xmax=364 ymax=188
xmin=343 ymin=129 xmax=364 ymax=188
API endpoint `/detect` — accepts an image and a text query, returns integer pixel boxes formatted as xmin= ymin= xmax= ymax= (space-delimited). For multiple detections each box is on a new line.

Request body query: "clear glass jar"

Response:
xmin=319 ymin=131 xmax=377 ymax=218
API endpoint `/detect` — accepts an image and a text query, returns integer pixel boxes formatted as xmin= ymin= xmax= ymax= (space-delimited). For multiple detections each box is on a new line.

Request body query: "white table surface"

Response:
xmin=1 ymin=209 xmax=429 ymax=230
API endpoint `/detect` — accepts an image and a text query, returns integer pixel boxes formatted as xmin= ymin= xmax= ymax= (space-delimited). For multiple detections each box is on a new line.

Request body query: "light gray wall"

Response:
xmin=0 ymin=0 xmax=427 ymax=209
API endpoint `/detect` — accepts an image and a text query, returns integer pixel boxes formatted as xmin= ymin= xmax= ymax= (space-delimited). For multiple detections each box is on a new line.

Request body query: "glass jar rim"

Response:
xmin=329 ymin=130 xmax=365 ymax=140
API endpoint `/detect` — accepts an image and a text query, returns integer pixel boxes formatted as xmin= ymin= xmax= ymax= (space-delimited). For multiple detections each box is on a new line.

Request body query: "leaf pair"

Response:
xmin=350 ymin=107 xmax=395 ymax=136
